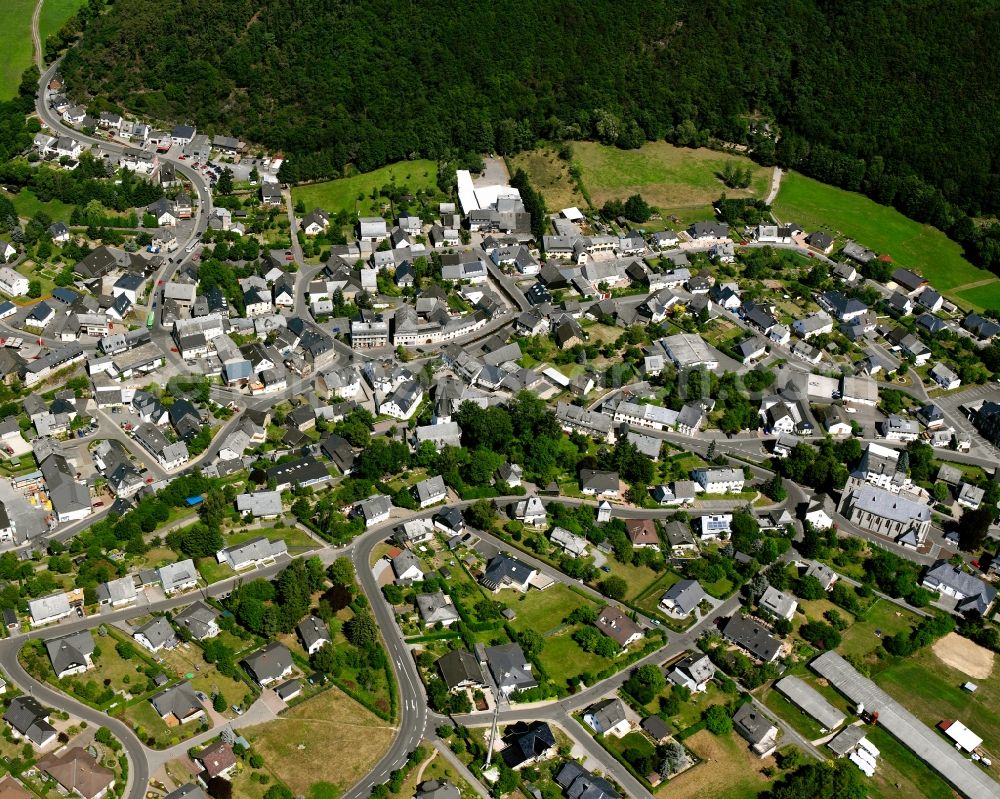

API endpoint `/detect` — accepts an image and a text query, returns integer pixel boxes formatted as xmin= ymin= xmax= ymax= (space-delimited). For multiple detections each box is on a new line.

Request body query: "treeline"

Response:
xmin=58 ymin=0 xmax=999 ymax=219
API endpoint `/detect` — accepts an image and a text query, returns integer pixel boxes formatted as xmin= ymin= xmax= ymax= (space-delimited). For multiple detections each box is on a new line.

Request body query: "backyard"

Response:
xmin=291 ymin=160 xmax=439 ymax=218
xmin=248 ymin=686 xmax=397 ymax=799
xmin=773 ymin=171 xmax=995 ymax=299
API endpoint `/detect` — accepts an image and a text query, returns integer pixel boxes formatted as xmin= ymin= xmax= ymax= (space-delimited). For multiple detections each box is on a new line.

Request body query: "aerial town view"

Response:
xmin=0 ymin=2 xmax=998 ymax=799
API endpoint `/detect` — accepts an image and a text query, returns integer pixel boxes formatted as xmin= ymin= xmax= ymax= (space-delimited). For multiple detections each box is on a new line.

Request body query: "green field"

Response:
xmin=573 ymin=140 xmax=771 ymax=212
xmin=773 ymin=171 xmax=995 ymax=298
xmin=0 ymin=0 xmax=36 ymax=100
xmin=39 ymin=0 xmax=86 ymax=46
xmin=837 ymin=598 xmax=920 ymax=659
xmin=7 ymin=187 xmax=76 ymax=222
xmin=291 ymin=159 xmax=438 ymax=217
xmin=956 ymin=280 xmax=1000 ymax=312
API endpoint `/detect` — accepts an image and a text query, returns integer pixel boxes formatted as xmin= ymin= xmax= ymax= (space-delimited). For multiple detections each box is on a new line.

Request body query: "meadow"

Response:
xmin=511 ymin=141 xmax=770 ymax=217
xmin=773 ymin=171 xmax=996 ymax=300
xmin=0 ymin=1 xmax=37 ymax=101
xmin=39 ymin=0 xmax=86 ymax=46
xmin=291 ymin=159 xmax=438 ymax=217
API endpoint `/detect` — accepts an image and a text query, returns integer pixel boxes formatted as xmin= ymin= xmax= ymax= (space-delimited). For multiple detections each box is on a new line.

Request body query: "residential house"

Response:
xmin=921 ymin=561 xmax=996 ymax=615
xmin=150 ymin=682 xmax=204 ymax=726
xmin=414 ymin=475 xmax=447 ymax=508
xmin=173 ymin=602 xmax=220 ymax=641
xmin=28 ymin=592 xmax=72 ymax=627
xmin=722 ymin=615 xmax=782 ymax=663
xmin=196 ymin=740 xmax=237 ymax=781
xmin=579 ymin=469 xmax=620 ymax=498
xmin=216 ymin=537 xmax=287 ymax=571
xmin=485 ymin=643 xmax=537 ymax=695
xmin=4 ymin=696 xmax=56 ymax=749
xmin=625 ymin=518 xmax=660 ymax=549
xmin=242 ymin=642 xmax=294 ymax=686
xmin=133 ymin=617 xmax=177 ymax=653
xmin=595 ymin=606 xmax=644 ymax=649
xmin=692 ymin=467 xmax=745 ymax=494
xmin=416 ymin=592 xmax=461 ymax=627
xmin=759 ymin=586 xmax=798 ymax=621
xmin=668 ymin=652 xmax=716 ymax=693
xmin=297 ymin=615 xmax=331 ymax=655
xmin=157 ymin=559 xmax=198 ymax=595
xmin=659 ymin=579 xmax=708 ymax=618
xmin=583 ymin=698 xmax=631 ymax=737
xmin=436 ymin=649 xmax=484 ymax=691
xmin=500 ymin=721 xmax=555 ymax=768
xmin=481 ymin=553 xmax=536 ymax=592
xmin=45 ymin=630 xmax=95 ymax=679
xmin=732 ymin=704 xmax=779 ymax=758
xmin=36 ymin=748 xmax=114 ymax=799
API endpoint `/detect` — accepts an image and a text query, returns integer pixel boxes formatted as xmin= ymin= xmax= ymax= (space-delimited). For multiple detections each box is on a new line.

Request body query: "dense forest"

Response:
xmin=58 ymin=0 xmax=1000 ymax=265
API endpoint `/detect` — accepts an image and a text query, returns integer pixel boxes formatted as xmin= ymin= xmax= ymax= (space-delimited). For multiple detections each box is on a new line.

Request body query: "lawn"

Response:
xmin=572 ymin=140 xmax=770 ymax=213
xmin=0 ymin=0 xmax=35 ymax=101
xmin=249 ymin=686 xmax=396 ymax=799
xmin=291 ymin=159 xmax=438 ymax=218
xmin=8 ymin=187 xmax=76 ymax=222
xmin=119 ymin=697 xmax=204 ymax=749
xmin=502 ymin=583 xmax=597 ymax=631
xmin=196 ymin=557 xmax=235 ymax=586
xmin=872 ymin=644 xmax=1000 ymax=753
xmin=38 ymin=0 xmax=86 ymax=47
xmin=596 ymin=558 xmax=662 ymax=602
xmin=837 ymin=598 xmax=920 ymax=659
xmin=773 ymin=171 xmax=995 ymax=297
xmin=656 ymin=729 xmax=772 ymax=799
xmin=226 ymin=525 xmax=319 ymax=553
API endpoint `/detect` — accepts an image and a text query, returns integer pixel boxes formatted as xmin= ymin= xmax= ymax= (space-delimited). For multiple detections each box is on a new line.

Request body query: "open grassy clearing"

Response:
xmin=872 ymin=643 xmax=1000 ymax=753
xmin=7 ymin=187 xmax=77 ymax=222
xmin=0 ymin=1 xmax=35 ymax=101
xmin=291 ymin=159 xmax=438 ymax=218
xmin=655 ymin=729 xmax=772 ymax=799
xmin=249 ymin=686 xmax=396 ymax=798
xmin=837 ymin=598 xmax=920 ymax=659
xmin=773 ymin=171 xmax=994 ymax=296
xmin=573 ymin=141 xmax=770 ymax=212
xmin=39 ymin=0 xmax=85 ymax=47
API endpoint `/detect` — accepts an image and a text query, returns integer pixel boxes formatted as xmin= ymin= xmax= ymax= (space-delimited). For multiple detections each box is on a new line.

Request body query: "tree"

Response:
xmin=624 ymin=663 xmax=666 ymax=703
xmin=263 ymin=786 xmax=293 ymax=799
xmin=345 ymin=609 xmax=378 ymax=649
xmin=599 ymin=575 xmax=627 ymax=600
xmin=206 ymin=777 xmax=233 ymax=799
xmin=329 ymin=556 xmax=355 ymax=587
xmin=623 ymin=194 xmax=651 ymax=223
xmin=704 ymin=704 xmax=732 ymax=735
xmin=213 ymin=693 xmax=227 ymax=712
xmin=957 ymin=507 xmax=992 ymax=552
xmin=464 ymin=499 xmax=496 ymax=530
xmin=27 ymin=280 xmax=41 ymax=298
xmin=795 ymin=575 xmax=825 ymax=600
xmin=217 ymin=167 xmax=235 ymax=196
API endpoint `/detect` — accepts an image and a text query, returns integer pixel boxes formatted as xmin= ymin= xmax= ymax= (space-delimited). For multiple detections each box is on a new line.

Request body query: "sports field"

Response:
xmin=774 ymin=171 xmax=997 ymax=301
xmin=0 ymin=0 xmax=37 ymax=100
xmin=291 ymin=159 xmax=438 ymax=217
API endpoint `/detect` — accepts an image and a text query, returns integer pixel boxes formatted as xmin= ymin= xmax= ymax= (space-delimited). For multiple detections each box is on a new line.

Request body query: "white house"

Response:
xmin=0 ymin=267 xmax=28 ymax=297
xmin=692 ymin=468 xmax=745 ymax=494
xmin=28 ymin=593 xmax=72 ymax=627
xmin=929 ymin=363 xmax=961 ymax=391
